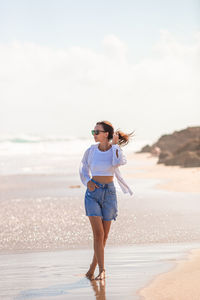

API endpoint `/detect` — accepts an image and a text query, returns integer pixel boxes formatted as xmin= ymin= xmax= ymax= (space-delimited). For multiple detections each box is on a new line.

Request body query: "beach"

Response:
xmin=0 ymin=145 xmax=200 ymax=299
xmin=138 ymin=248 xmax=200 ymax=300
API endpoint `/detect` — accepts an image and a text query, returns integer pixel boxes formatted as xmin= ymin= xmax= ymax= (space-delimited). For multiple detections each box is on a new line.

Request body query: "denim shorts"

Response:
xmin=84 ymin=179 xmax=118 ymax=221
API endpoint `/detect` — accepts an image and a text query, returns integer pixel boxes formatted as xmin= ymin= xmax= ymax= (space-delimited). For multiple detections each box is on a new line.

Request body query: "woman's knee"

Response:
xmin=94 ymin=230 xmax=104 ymax=241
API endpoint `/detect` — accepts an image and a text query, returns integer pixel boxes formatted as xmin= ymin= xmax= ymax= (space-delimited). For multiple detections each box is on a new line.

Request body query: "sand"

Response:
xmin=138 ymin=248 xmax=200 ymax=300
xmin=1 ymin=168 xmax=200 ymax=253
xmin=129 ymin=153 xmax=200 ymax=300
xmin=127 ymin=152 xmax=200 ymax=194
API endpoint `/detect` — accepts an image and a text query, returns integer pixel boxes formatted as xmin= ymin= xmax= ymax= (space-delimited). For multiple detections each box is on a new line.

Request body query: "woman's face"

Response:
xmin=93 ymin=124 xmax=109 ymax=143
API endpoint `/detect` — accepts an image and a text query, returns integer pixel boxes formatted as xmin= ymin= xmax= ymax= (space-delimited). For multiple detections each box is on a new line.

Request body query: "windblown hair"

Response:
xmin=96 ymin=120 xmax=135 ymax=147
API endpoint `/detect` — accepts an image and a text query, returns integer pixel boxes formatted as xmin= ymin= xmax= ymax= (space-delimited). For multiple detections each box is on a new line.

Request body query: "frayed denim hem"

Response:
xmin=86 ymin=214 xmax=103 ymax=218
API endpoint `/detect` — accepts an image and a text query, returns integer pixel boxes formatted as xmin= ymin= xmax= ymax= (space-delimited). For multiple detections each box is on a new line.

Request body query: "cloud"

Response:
xmin=0 ymin=31 xmax=199 ymax=137
xmin=103 ymin=34 xmax=128 ymax=61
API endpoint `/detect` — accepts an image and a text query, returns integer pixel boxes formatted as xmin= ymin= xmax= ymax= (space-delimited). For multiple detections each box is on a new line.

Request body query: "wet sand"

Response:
xmin=0 ymin=152 xmax=200 ymax=299
xmin=1 ymin=172 xmax=200 ymax=253
xmin=1 ymin=243 xmax=200 ymax=300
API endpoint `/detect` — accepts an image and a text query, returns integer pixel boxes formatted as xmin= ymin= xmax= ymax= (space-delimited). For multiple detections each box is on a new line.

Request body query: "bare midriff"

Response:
xmin=92 ymin=176 xmax=114 ymax=184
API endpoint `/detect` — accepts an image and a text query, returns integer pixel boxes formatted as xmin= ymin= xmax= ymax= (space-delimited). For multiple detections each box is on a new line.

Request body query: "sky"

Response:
xmin=0 ymin=0 xmax=199 ymax=141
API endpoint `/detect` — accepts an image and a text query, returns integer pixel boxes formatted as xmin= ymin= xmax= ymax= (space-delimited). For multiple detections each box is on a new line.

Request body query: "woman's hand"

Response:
xmin=112 ymin=132 xmax=119 ymax=145
xmin=87 ymin=180 xmax=99 ymax=191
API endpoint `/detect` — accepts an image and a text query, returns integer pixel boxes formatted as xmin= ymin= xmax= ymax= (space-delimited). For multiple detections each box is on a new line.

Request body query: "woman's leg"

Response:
xmin=86 ymin=217 xmax=112 ymax=279
xmin=89 ymin=219 xmax=112 ymax=271
xmin=89 ymin=216 xmax=105 ymax=270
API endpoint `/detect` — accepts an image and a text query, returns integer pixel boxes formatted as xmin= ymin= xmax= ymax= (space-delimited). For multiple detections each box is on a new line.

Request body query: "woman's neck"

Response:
xmin=98 ymin=142 xmax=111 ymax=152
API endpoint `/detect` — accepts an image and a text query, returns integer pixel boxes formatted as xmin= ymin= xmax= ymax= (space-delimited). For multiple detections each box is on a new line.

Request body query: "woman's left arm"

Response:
xmin=111 ymin=132 xmax=127 ymax=166
xmin=111 ymin=144 xmax=127 ymax=166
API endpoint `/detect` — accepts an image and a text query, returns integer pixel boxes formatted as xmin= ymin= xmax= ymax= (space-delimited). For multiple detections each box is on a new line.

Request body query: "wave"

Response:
xmin=0 ymin=133 xmax=152 ymax=156
xmin=0 ymin=134 xmax=88 ymax=144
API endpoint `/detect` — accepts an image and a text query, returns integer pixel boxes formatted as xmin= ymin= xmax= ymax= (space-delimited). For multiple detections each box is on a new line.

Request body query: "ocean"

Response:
xmin=0 ymin=133 xmax=152 ymax=175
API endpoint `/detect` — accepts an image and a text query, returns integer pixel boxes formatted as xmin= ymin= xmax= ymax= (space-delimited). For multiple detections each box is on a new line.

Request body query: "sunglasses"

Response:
xmin=91 ymin=130 xmax=106 ymax=135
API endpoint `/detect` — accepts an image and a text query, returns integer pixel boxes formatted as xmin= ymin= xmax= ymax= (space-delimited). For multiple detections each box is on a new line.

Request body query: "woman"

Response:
xmin=79 ymin=120 xmax=134 ymax=280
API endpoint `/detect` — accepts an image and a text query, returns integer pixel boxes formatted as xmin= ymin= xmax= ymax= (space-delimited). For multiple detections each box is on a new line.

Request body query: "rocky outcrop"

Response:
xmin=139 ymin=144 xmax=152 ymax=152
xmin=163 ymin=150 xmax=200 ymax=168
xmin=138 ymin=127 xmax=200 ymax=168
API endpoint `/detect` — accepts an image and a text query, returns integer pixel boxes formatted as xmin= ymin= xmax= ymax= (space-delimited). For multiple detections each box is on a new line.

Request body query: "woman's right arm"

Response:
xmin=79 ymin=147 xmax=91 ymax=186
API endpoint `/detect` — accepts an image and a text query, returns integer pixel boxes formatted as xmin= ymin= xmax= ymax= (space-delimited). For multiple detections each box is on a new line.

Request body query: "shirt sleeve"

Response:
xmin=112 ymin=144 xmax=127 ymax=167
xmin=79 ymin=147 xmax=91 ymax=186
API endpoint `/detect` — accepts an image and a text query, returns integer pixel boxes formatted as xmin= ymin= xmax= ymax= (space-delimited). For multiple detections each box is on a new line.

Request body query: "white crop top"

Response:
xmin=90 ymin=145 xmax=114 ymax=176
xmin=79 ymin=143 xmax=133 ymax=196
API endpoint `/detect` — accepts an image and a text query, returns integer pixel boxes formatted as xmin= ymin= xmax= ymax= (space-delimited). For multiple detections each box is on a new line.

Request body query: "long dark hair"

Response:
xmin=96 ymin=120 xmax=135 ymax=146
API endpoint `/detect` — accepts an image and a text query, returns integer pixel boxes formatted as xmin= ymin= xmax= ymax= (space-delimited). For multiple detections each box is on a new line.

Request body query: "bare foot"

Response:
xmin=85 ymin=272 xmax=95 ymax=280
xmin=85 ymin=266 xmax=95 ymax=280
xmin=95 ymin=269 xmax=105 ymax=280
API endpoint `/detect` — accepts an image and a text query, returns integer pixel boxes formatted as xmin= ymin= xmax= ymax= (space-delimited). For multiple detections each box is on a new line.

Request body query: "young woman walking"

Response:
xmin=79 ymin=120 xmax=134 ymax=280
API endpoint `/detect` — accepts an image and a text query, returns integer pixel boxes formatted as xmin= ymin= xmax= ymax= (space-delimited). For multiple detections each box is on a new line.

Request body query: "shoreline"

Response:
xmin=138 ymin=247 xmax=200 ymax=300
xmin=1 ymin=242 xmax=200 ymax=300
xmin=1 ymin=240 xmax=199 ymax=256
